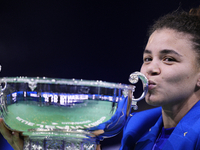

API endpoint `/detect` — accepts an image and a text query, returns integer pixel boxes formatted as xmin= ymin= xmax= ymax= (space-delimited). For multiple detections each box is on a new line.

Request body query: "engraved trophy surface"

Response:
xmin=0 ymin=72 xmax=148 ymax=150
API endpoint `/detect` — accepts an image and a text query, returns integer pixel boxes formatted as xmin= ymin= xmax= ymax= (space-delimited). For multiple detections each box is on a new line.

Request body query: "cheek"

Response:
xmin=140 ymin=65 xmax=145 ymax=74
xmin=164 ymin=71 xmax=195 ymax=89
xmin=165 ymin=74 xmax=183 ymax=83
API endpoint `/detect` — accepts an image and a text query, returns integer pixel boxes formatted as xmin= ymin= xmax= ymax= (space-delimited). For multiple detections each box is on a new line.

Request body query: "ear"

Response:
xmin=197 ymin=73 xmax=200 ymax=87
xmin=197 ymin=81 xmax=200 ymax=87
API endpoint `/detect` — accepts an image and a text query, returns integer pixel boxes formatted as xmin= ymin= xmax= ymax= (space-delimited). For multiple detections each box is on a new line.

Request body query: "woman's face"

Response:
xmin=140 ymin=28 xmax=200 ymax=107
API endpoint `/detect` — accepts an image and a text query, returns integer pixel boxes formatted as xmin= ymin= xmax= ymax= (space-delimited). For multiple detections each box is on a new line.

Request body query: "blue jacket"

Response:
xmin=120 ymin=100 xmax=200 ymax=150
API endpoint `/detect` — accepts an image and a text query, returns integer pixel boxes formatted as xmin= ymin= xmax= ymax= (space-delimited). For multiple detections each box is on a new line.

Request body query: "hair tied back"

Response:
xmin=189 ymin=6 xmax=200 ymax=17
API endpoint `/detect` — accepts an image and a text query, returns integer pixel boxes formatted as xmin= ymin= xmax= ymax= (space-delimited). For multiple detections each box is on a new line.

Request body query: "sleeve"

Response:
xmin=88 ymin=96 xmax=131 ymax=144
xmin=120 ymin=107 xmax=162 ymax=150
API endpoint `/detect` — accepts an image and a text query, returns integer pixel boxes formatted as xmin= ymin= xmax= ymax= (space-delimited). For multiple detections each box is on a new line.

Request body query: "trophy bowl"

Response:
xmin=0 ymin=72 xmax=148 ymax=150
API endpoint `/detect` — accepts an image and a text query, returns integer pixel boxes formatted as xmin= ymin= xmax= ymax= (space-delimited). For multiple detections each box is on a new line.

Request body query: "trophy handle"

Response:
xmin=0 ymin=78 xmax=7 ymax=92
xmin=0 ymin=66 xmax=6 ymax=92
xmin=0 ymin=78 xmax=7 ymax=117
xmin=129 ymin=72 xmax=148 ymax=110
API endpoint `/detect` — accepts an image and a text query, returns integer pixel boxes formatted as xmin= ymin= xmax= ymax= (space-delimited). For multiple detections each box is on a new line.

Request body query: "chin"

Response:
xmin=145 ymin=98 xmax=162 ymax=107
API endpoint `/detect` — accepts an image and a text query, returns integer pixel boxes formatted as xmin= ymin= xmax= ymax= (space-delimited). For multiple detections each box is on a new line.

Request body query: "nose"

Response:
xmin=141 ymin=60 xmax=161 ymax=76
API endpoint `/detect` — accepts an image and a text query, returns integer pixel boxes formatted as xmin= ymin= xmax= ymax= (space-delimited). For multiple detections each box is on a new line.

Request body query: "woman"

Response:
xmin=2 ymin=7 xmax=200 ymax=150
xmin=120 ymin=6 xmax=200 ymax=150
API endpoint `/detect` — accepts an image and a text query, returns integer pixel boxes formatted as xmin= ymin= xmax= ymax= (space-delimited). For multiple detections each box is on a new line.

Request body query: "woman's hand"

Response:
xmin=0 ymin=118 xmax=24 ymax=150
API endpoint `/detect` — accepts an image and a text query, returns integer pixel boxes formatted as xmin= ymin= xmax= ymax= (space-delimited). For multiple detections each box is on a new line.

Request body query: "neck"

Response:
xmin=162 ymin=95 xmax=199 ymax=128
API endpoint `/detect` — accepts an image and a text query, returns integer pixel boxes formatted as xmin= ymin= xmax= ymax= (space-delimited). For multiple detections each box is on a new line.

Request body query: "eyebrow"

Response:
xmin=143 ymin=49 xmax=183 ymax=57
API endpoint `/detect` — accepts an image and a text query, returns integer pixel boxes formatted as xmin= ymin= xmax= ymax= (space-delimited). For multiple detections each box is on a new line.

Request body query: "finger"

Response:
xmin=92 ymin=130 xmax=104 ymax=136
xmin=0 ymin=118 xmax=12 ymax=142
xmin=96 ymin=144 xmax=101 ymax=150
xmin=12 ymin=132 xmax=24 ymax=150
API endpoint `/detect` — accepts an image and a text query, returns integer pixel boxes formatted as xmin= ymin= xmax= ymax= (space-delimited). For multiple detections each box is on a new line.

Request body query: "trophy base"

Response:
xmin=23 ymin=136 xmax=97 ymax=150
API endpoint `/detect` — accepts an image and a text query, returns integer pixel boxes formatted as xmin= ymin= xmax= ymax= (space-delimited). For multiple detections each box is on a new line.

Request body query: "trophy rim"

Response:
xmin=0 ymin=76 xmax=135 ymax=90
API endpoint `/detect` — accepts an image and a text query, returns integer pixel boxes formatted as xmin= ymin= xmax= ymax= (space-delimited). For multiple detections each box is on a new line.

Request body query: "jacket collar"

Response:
xmin=135 ymin=100 xmax=200 ymax=150
xmin=134 ymin=115 xmax=163 ymax=150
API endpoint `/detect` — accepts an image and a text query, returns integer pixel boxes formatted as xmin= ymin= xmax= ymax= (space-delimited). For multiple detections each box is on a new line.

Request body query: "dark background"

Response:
xmin=0 ymin=0 xmax=199 ymax=149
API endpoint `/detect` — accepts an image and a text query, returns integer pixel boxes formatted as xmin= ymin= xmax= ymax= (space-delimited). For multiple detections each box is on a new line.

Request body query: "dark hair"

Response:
xmin=148 ymin=6 xmax=200 ymax=64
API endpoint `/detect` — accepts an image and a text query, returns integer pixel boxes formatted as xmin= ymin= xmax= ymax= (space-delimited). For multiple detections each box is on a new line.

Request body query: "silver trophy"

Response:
xmin=0 ymin=71 xmax=148 ymax=150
